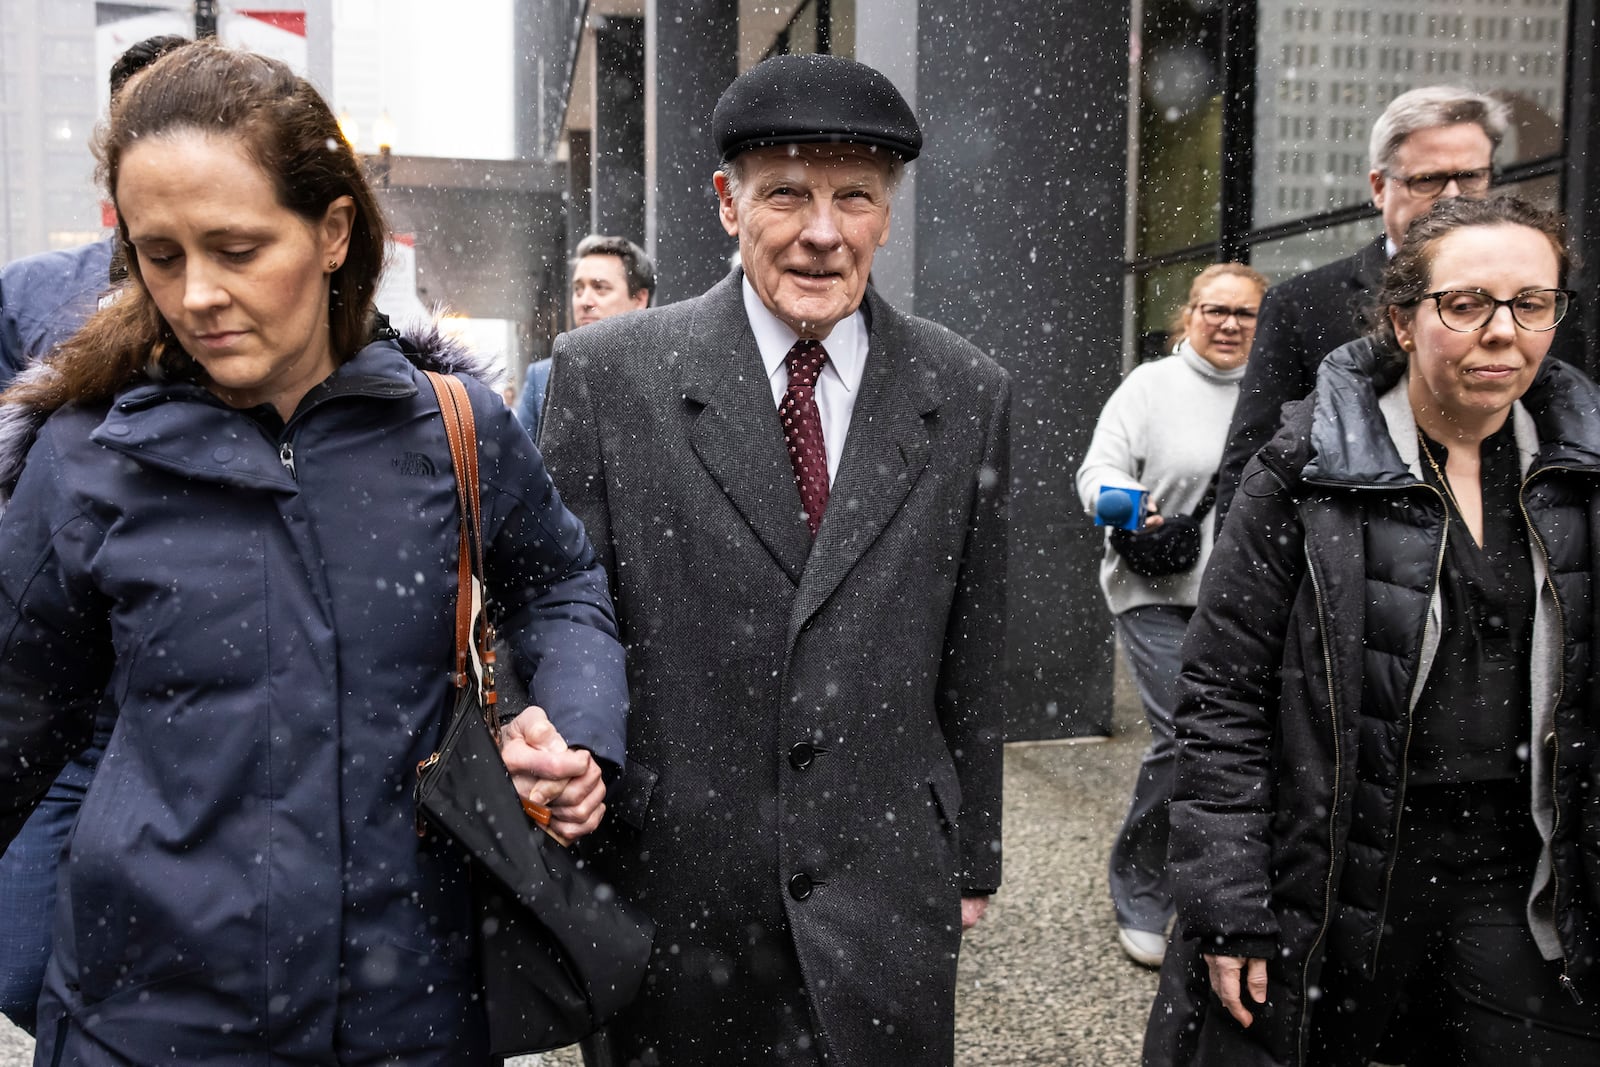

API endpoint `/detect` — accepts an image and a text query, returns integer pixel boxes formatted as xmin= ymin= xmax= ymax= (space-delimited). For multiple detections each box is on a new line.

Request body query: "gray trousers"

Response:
xmin=1109 ymin=604 xmax=1192 ymax=932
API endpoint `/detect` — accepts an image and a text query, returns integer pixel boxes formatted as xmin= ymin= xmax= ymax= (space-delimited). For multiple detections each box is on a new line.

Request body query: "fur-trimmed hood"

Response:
xmin=0 ymin=322 xmax=505 ymax=507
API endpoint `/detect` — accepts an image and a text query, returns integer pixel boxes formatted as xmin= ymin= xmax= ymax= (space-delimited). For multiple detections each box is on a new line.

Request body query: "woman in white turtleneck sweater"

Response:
xmin=1075 ymin=262 xmax=1267 ymax=968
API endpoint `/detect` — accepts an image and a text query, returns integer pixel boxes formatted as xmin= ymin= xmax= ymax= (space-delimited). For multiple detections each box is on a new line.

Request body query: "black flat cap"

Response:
xmin=713 ymin=54 xmax=921 ymax=162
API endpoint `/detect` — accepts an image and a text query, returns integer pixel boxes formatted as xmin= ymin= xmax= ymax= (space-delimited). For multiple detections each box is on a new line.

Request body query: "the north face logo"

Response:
xmin=393 ymin=452 xmax=436 ymax=477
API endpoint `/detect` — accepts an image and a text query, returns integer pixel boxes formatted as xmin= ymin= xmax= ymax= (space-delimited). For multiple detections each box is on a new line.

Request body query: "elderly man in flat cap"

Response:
xmin=541 ymin=53 xmax=1010 ymax=1067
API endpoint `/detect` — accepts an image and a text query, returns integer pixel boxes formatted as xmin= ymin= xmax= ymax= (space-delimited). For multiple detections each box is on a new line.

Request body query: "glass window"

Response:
xmin=1132 ymin=0 xmax=1222 ymax=260
xmin=1495 ymin=171 xmax=1561 ymax=211
xmin=1249 ymin=219 xmax=1375 ymax=296
xmin=1253 ymin=0 xmax=1569 ymax=229
xmin=1131 ymin=257 xmax=1211 ymax=363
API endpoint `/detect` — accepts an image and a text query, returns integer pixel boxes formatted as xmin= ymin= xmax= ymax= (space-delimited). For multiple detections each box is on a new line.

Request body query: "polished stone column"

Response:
xmin=565 ymin=129 xmax=593 ymax=265
xmin=590 ymin=15 xmax=646 ymax=244
xmin=855 ymin=0 xmax=917 ymax=313
xmin=645 ymin=0 xmax=738 ymax=304
xmin=914 ymin=0 xmax=1130 ymax=737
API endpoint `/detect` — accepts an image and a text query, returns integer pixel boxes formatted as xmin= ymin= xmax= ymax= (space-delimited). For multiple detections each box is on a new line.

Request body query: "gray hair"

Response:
xmin=718 ymin=147 xmax=905 ymax=202
xmin=1368 ymin=85 xmax=1510 ymax=173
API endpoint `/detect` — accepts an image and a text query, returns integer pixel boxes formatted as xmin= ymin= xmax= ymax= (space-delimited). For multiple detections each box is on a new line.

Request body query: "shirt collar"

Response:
xmin=742 ymin=275 xmax=868 ymax=394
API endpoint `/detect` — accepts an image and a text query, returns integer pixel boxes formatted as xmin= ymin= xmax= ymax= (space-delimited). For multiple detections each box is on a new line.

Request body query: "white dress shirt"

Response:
xmin=742 ymin=276 xmax=867 ymax=486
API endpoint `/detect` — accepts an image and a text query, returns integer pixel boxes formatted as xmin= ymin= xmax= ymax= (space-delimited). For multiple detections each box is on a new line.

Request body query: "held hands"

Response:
xmin=1143 ymin=513 xmax=1166 ymax=528
xmin=1204 ymin=953 xmax=1269 ymax=1028
xmin=498 ymin=704 xmax=606 ymax=841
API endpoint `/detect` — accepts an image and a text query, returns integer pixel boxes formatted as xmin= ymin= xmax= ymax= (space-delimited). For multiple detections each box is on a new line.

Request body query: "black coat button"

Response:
xmin=788 ymin=873 xmax=814 ymax=901
xmin=789 ymin=741 xmax=816 ymax=770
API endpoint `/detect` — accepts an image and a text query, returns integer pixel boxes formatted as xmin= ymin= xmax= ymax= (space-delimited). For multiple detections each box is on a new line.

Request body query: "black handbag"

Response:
xmin=1108 ymin=476 xmax=1217 ymax=578
xmin=414 ymin=371 xmax=653 ymax=1055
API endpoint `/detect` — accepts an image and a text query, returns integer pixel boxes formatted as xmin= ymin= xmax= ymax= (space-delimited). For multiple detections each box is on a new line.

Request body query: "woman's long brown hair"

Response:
xmin=5 ymin=41 xmax=388 ymax=414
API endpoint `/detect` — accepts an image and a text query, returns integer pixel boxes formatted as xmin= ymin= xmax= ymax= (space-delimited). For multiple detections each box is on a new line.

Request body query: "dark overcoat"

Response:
xmin=540 ymin=271 xmax=1010 ymax=1066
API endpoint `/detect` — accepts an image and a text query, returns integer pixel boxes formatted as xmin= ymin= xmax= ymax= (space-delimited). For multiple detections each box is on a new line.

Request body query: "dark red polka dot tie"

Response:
xmin=780 ymin=340 xmax=830 ymax=537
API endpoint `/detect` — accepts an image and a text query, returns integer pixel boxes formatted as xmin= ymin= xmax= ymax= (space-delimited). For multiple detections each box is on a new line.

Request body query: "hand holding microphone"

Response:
xmin=1094 ymin=486 xmax=1147 ymax=530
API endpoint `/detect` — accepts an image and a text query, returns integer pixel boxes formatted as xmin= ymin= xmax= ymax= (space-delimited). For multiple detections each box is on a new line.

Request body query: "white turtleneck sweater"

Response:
xmin=1075 ymin=341 xmax=1248 ymax=615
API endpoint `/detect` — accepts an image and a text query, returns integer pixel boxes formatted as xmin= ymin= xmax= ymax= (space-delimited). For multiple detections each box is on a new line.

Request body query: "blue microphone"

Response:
xmin=1095 ymin=486 xmax=1146 ymax=530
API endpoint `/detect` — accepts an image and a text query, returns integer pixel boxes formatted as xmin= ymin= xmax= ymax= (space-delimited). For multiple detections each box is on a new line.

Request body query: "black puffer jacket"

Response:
xmin=1144 ymin=338 xmax=1600 ymax=1066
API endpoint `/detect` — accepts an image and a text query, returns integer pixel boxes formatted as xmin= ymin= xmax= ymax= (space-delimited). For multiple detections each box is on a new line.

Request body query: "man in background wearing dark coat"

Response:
xmin=541 ymin=54 xmax=1010 ymax=1067
xmin=1213 ymin=85 xmax=1506 ymax=527
xmin=513 ymin=233 xmax=654 ymax=438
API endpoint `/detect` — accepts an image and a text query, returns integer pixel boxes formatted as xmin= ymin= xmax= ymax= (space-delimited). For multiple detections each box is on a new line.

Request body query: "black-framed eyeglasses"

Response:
xmin=1194 ymin=303 xmax=1258 ymax=326
xmin=1387 ymin=168 xmax=1494 ymax=198
xmin=1410 ymin=289 xmax=1574 ymax=333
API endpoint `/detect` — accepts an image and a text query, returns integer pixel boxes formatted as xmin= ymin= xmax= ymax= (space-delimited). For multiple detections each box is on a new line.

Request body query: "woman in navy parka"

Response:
xmin=0 ymin=43 xmax=628 ymax=1064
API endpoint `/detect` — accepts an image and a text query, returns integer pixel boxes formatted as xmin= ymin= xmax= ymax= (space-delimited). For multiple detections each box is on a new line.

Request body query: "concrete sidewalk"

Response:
xmin=0 ymin=697 xmax=1159 ymax=1065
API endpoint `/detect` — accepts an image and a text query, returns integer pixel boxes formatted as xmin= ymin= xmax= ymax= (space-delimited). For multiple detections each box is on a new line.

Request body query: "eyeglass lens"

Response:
xmin=1198 ymin=304 xmax=1258 ymax=325
xmin=1402 ymin=169 xmax=1493 ymax=196
xmin=1432 ymin=290 xmax=1569 ymax=332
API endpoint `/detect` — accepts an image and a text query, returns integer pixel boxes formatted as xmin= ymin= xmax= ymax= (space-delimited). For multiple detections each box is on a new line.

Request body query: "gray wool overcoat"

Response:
xmin=538 ymin=270 xmax=1010 ymax=1066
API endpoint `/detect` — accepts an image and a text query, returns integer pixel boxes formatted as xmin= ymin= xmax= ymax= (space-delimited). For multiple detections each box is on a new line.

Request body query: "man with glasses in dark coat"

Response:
xmin=1213 ymin=85 xmax=1506 ymax=528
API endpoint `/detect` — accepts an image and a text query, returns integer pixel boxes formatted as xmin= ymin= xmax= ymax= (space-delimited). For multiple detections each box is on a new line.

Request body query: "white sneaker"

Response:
xmin=1118 ymin=926 xmax=1166 ymax=968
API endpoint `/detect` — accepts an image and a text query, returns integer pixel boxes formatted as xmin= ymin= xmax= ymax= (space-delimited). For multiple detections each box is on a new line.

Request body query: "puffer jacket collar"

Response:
xmin=1301 ymin=336 xmax=1600 ymax=487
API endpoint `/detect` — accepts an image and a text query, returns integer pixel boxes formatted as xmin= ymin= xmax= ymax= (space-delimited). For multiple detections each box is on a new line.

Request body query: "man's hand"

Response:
xmin=498 ymin=704 xmax=606 ymax=840
xmin=960 ymin=895 xmax=989 ymax=930
xmin=1203 ymin=953 xmax=1269 ymax=1028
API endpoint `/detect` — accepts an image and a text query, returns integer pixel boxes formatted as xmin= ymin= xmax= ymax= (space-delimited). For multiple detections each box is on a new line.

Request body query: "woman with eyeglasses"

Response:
xmin=1076 ymin=262 xmax=1267 ymax=968
xmin=1143 ymin=194 xmax=1600 ymax=1066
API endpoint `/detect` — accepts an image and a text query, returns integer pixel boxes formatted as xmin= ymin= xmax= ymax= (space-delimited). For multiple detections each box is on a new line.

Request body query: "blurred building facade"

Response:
xmin=4 ymin=1 xmax=1598 ymax=737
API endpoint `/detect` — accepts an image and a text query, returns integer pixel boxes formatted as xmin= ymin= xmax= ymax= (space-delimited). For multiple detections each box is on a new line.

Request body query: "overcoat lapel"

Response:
xmin=682 ymin=275 xmax=813 ymax=584
xmin=1349 ymin=237 xmax=1387 ymax=306
xmin=789 ymin=292 xmax=935 ymax=642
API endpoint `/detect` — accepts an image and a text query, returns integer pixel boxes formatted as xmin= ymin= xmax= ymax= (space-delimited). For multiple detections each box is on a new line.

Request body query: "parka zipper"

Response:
xmin=1519 ymin=468 xmax=1579 ymax=1002
xmin=1286 ymin=472 xmax=1445 ymax=1065
xmin=1297 ymin=543 xmax=1343 ymax=1067
xmin=1368 ymin=483 xmax=1449 ymax=973
xmin=279 ymin=441 xmax=296 ymax=478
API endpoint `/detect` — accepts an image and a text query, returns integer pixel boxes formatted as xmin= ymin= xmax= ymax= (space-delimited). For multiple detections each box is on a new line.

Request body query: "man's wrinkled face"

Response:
xmin=714 ymin=144 xmax=893 ymax=340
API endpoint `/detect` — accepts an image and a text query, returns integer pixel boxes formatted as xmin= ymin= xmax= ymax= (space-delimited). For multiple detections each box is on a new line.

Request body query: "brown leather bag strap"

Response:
xmin=423 ymin=371 xmax=497 ymax=715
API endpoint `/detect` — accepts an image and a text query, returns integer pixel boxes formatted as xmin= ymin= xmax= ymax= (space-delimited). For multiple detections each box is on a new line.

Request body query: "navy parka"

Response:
xmin=0 ymin=333 xmax=628 ymax=1063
